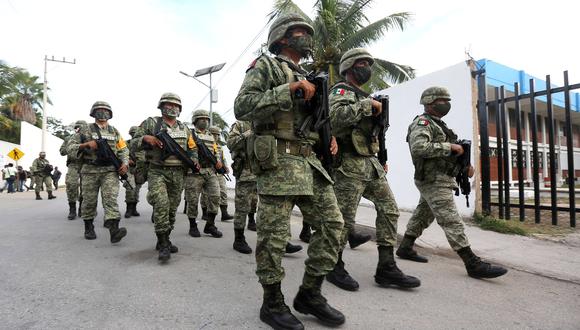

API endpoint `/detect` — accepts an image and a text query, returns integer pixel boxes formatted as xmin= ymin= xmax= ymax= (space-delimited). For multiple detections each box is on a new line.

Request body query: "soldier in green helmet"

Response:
xmin=59 ymin=120 xmax=87 ymax=219
xmin=397 ymin=86 xmax=508 ymax=279
xmin=123 ymin=125 xmax=145 ymax=219
xmin=67 ymin=101 xmax=129 ymax=244
xmin=31 ymin=151 xmax=56 ymax=200
xmin=184 ymin=109 xmax=223 ymax=238
xmin=235 ymin=12 xmax=345 ymax=330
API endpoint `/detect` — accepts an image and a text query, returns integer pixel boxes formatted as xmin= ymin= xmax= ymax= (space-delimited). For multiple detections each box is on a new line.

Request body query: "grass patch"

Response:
xmin=472 ymin=213 xmax=529 ymax=236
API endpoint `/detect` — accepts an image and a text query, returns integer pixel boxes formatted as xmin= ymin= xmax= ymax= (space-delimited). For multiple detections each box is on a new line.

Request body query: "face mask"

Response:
xmin=40 ymin=154 xmax=46 ymax=159
xmin=161 ymin=106 xmax=180 ymax=119
xmin=432 ymin=102 xmax=451 ymax=117
xmin=94 ymin=109 xmax=111 ymax=120
xmin=287 ymin=34 xmax=313 ymax=57
xmin=196 ymin=119 xmax=209 ymax=130
xmin=351 ymin=66 xmax=372 ymax=85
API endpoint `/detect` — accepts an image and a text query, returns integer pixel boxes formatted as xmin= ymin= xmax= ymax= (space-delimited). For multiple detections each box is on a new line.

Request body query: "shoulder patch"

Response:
xmin=246 ymin=57 xmax=259 ymax=72
xmin=332 ymin=88 xmax=347 ymax=96
xmin=417 ymin=118 xmax=430 ymax=126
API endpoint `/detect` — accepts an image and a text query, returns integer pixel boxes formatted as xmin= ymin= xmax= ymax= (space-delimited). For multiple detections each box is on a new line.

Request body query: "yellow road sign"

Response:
xmin=8 ymin=148 xmax=24 ymax=161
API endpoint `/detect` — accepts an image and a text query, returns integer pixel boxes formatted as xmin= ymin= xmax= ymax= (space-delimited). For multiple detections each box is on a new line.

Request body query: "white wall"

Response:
xmin=377 ymin=61 xmax=475 ymax=216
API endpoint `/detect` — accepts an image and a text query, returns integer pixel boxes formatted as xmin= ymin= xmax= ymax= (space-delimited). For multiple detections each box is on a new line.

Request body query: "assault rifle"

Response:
xmin=94 ymin=139 xmax=132 ymax=189
xmin=454 ymin=139 xmax=472 ymax=207
xmin=371 ymin=95 xmax=390 ymax=166
xmin=191 ymin=131 xmax=230 ymax=181
xmin=155 ymin=130 xmax=200 ymax=174
xmin=296 ymin=72 xmax=333 ymax=171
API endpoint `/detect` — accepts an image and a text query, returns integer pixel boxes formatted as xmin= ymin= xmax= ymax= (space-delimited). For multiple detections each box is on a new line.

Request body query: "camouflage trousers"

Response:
xmin=124 ymin=172 xmax=142 ymax=203
xmin=34 ymin=174 xmax=53 ymax=193
xmin=200 ymin=174 xmax=228 ymax=208
xmin=256 ymin=173 xmax=344 ymax=285
xmin=184 ymin=170 xmax=219 ymax=218
xmin=333 ymin=171 xmax=399 ymax=249
xmin=65 ymin=165 xmax=81 ymax=202
xmin=404 ymin=181 xmax=470 ymax=251
xmin=80 ymin=171 xmax=120 ymax=221
xmin=146 ymin=167 xmax=184 ymax=234
xmin=234 ymin=180 xmax=258 ymax=230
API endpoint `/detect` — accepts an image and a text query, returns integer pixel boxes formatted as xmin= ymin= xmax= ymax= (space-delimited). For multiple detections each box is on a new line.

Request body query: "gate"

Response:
xmin=475 ymin=70 xmax=579 ymax=227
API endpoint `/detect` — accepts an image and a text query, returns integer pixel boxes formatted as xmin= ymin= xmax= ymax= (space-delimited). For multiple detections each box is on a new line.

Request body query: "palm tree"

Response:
xmin=0 ymin=63 xmax=49 ymax=125
xmin=211 ymin=112 xmax=230 ymax=143
xmin=270 ymin=0 xmax=415 ymax=91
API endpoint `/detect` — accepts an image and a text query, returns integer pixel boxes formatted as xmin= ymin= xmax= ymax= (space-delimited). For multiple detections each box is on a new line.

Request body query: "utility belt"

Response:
xmin=276 ymin=138 xmax=312 ymax=157
xmin=149 ymin=164 xmax=184 ymax=171
xmin=83 ymin=159 xmax=112 ymax=166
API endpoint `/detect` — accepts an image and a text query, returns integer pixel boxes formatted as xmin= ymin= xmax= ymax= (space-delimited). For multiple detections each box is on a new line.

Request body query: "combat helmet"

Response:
xmin=74 ymin=120 xmax=88 ymax=129
xmin=192 ymin=109 xmax=210 ymax=123
xmin=209 ymin=126 xmax=221 ymax=136
xmin=129 ymin=126 xmax=139 ymax=137
xmin=157 ymin=92 xmax=182 ymax=110
xmin=339 ymin=48 xmax=375 ymax=76
xmin=267 ymin=13 xmax=314 ymax=53
xmin=90 ymin=101 xmax=112 ymax=118
xmin=420 ymin=86 xmax=451 ymax=105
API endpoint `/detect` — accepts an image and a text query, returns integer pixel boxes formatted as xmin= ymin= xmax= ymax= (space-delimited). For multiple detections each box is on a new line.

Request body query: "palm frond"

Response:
xmin=340 ymin=12 xmax=412 ymax=49
xmin=373 ymin=58 xmax=416 ymax=85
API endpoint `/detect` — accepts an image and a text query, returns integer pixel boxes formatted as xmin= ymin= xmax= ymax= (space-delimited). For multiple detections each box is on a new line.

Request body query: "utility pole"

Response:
xmin=42 ymin=55 xmax=75 ymax=152
xmin=179 ymin=62 xmax=225 ymax=126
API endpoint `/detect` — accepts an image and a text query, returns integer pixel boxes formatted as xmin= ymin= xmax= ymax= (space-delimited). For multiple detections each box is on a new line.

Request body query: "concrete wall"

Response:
xmin=376 ymin=61 xmax=476 ymax=216
xmin=0 ymin=121 xmax=67 ymax=179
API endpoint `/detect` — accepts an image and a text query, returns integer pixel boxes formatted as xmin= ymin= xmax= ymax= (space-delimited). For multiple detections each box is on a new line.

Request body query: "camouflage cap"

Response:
xmin=267 ymin=13 xmax=314 ymax=53
xmin=90 ymin=101 xmax=112 ymax=118
xmin=420 ymin=86 xmax=451 ymax=105
xmin=192 ymin=109 xmax=210 ymax=122
xmin=339 ymin=48 xmax=374 ymax=76
xmin=129 ymin=126 xmax=139 ymax=137
xmin=157 ymin=92 xmax=182 ymax=110
xmin=209 ymin=126 xmax=221 ymax=135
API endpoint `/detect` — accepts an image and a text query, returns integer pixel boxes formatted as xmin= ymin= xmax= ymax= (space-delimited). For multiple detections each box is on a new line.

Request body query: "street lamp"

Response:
xmin=179 ymin=62 xmax=225 ymax=126
xmin=42 ymin=55 xmax=75 ymax=151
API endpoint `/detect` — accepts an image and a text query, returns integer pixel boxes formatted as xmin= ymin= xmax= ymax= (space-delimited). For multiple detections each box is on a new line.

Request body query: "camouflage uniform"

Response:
xmin=31 ymin=154 xmax=54 ymax=197
xmin=227 ymin=120 xmax=258 ymax=230
xmin=124 ymin=127 xmax=146 ymax=218
xmin=60 ymin=135 xmax=82 ymax=204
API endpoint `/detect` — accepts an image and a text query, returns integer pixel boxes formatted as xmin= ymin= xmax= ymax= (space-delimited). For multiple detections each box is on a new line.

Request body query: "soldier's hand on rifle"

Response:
xmin=215 ymin=161 xmax=224 ymax=170
xmin=143 ymin=135 xmax=163 ymax=149
xmin=450 ymin=144 xmax=464 ymax=156
xmin=383 ymin=163 xmax=389 ymax=173
xmin=128 ymin=159 xmax=135 ymax=167
xmin=81 ymin=140 xmax=98 ymax=150
xmin=371 ymin=99 xmax=383 ymax=116
xmin=118 ymin=164 xmax=128 ymax=176
xmin=330 ymin=136 xmax=338 ymax=156
xmin=467 ymin=165 xmax=475 ymax=178
xmin=290 ymin=80 xmax=316 ymax=101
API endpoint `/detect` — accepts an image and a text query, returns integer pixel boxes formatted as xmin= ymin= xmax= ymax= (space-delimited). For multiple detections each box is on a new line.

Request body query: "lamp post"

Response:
xmin=42 ymin=55 xmax=75 ymax=151
xmin=179 ymin=62 xmax=225 ymax=126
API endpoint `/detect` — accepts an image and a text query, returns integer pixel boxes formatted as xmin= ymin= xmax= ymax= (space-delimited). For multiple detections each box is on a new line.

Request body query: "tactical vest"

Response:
xmin=147 ymin=117 xmax=190 ymax=167
xmin=195 ymin=128 xmax=219 ymax=168
xmin=81 ymin=124 xmax=121 ymax=164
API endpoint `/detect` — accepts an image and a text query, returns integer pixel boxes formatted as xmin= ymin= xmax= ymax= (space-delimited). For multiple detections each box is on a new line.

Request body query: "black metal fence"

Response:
xmin=476 ymin=70 xmax=579 ymax=227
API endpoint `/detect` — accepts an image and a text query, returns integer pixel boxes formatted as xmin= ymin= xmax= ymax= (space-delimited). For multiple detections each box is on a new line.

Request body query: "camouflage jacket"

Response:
xmin=59 ymin=135 xmax=83 ymax=169
xmin=329 ymin=82 xmax=384 ymax=181
xmin=67 ymin=123 xmax=130 ymax=174
xmin=193 ymin=127 xmax=221 ymax=175
xmin=227 ymin=120 xmax=256 ymax=182
xmin=407 ymin=113 xmax=459 ymax=185
xmin=31 ymin=157 xmax=51 ymax=176
xmin=234 ymin=54 xmax=332 ymax=195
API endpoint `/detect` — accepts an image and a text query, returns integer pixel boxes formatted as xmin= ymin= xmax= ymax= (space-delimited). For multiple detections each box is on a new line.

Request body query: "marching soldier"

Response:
xmin=124 ymin=126 xmax=144 ymax=219
xmin=59 ymin=120 xmax=87 ymax=219
xmin=31 ymin=152 xmax=56 ymax=200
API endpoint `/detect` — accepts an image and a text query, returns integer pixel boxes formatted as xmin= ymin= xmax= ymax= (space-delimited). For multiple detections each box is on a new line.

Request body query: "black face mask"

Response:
xmin=432 ymin=102 xmax=451 ymax=117
xmin=351 ymin=66 xmax=372 ymax=85
xmin=287 ymin=34 xmax=313 ymax=57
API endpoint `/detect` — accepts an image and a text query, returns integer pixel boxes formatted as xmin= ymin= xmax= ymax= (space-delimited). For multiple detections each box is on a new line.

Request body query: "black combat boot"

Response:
xmin=396 ymin=234 xmax=428 ymax=263
xmin=47 ymin=191 xmax=56 ymax=200
xmin=131 ymin=203 xmax=140 ymax=216
xmin=204 ymin=213 xmax=223 ymax=238
xmin=260 ymin=282 xmax=304 ymax=330
xmin=375 ymin=246 xmax=421 ymax=288
xmin=156 ymin=230 xmax=178 ymax=253
xmin=247 ymin=213 xmax=257 ymax=231
xmin=124 ymin=203 xmax=133 ymax=218
xmin=285 ymin=242 xmax=302 ymax=254
xmin=78 ymin=199 xmax=83 ymax=218
xmin=105 ymin=219 xmax=127 ymax=244
xmin=457 ymin=246 xmax=508 ymax=279
xmin=156 ymin=232 xmax=171 ymax=262
xmin=299 ymin=222 xmax=311 ymax=243
xmin=325 ymin=252 xmax=359 ymax=291
xmin=293 ymin=274 xmax=345 ymax=326
xmin=84 ymin=219 xmax=96 ymax=240
xmin=233 ymin=229 xmax=252 ymax=254
xmin=201 ymin=207 xmax=209 ymax=220
xmin=35 ymin=192 xmax=42 ymax=200
xmin=67 ymin=202 xmax=77 ymax=220
xmin=348 ymin=230 xmax=371 ymax=249
xmin=220 ymin=205 xmax=234 ymax=221
xmin=188 ymin=218 xmax=200 ymax=237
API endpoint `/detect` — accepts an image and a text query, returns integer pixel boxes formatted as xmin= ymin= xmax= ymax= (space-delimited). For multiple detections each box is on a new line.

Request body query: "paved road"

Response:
xmin=1 ymin=188 xmax=579 ymax=329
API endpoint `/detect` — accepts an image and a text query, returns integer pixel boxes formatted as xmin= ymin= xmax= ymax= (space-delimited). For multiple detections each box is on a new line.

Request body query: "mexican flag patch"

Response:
xmin=332 ymin=88 xmax=346 ymax=95
xmin=417 ymin=118 xmax=429 ymax=126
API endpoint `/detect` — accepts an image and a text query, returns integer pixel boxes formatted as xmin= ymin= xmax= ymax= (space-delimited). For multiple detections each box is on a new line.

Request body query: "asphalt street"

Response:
xmin=1 ymin=187 xmax=579 ymax=330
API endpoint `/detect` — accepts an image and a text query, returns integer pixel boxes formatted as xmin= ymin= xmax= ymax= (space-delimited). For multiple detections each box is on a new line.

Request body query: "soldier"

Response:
xmin=59 ymin=120 xmax=87 ymax=219
xmin=235 ymin=13 xmax=345 ymax=330
xmin=397 ymin=86 xmax=508 ymax=279
xmin=184 ymin=110 xmax=223 ymax=238
xmin=133 ymin=93 xmax=198 ymax=261
xmin=226 ymin=120 xmax=258 ymax=254
xmin=31 ymin=151 xmax=56 ymax=200
xmin=124 ymin=126 xmax=144 ymax=219
xmin=327 ymin=48 xmax=420 ymax=291
xmin=68 ymin=101 xmax=129 ymax=244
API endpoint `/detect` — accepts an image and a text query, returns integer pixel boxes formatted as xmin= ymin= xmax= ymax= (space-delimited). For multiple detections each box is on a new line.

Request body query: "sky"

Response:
xmin=1 ymin=0 xmax=578 ymax=140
